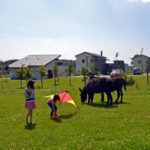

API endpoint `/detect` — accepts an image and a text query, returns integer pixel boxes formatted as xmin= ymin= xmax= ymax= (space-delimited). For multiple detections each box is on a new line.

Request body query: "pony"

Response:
xmin=110 ymin=77 xmax=126 ymax=103
xmin=79 ymin=77 xmax=113 ymax=105
xmin=79 ymin=77 xmax=126 ymax=105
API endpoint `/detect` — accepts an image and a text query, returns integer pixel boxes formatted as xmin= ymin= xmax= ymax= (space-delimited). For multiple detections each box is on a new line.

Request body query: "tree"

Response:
xmin=81 ymin=67 xmax=89 ymax=85
xmin=16 ymin=65 xmax=26 ymax=88
xmin=89 ymin=63 xmax=95 ymax=72
xmin=89 ymin=63 xmax=96 ymax=78
xmin=25 ymin=66 xmax=32 ymax=82
xmin=53 ymin=63 xmax=58 ymax=86
xmin=67 ymin=63 xmax=73 ymax=86
xmin=37 ymin=65 xmax=47 ymax=88
xmin=1 ymin=74 xmax=9 ymax=89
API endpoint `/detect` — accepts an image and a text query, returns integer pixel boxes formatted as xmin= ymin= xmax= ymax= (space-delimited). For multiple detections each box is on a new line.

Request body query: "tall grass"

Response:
xmin=0 ymin=75 xmax=150 ymax=150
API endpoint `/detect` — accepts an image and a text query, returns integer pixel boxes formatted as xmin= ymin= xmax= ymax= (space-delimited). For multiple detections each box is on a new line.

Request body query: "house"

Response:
xmin=9 ymin=54 xmax=61 ymax=79
xmin=105 ymin=60 xmax=126 ymax=75
xmin=131 ymin=54 xmax=150 ymax=72
xmin=104 ymin=60 xmax=132 ymax=75
xmin=75 ymin=51 xmax=107 ymax=74
xmin=113 ymin=60 xmax=126 ymax=71
xmin=54 ymin=59 xmax=76 ymax=77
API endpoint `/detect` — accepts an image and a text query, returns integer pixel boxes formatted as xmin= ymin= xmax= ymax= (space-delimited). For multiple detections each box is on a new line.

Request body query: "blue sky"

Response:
xmin=0 ymin=0 xmax=150 ymax=64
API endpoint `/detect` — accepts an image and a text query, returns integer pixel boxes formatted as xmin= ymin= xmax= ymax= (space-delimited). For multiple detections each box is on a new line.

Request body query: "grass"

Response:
xmin=0 ymin=75 xmax=150 ymax=150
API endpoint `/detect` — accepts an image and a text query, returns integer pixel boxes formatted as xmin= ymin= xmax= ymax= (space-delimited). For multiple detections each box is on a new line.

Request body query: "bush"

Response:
xmin=125 ymin=75 xmax=135 ymax=85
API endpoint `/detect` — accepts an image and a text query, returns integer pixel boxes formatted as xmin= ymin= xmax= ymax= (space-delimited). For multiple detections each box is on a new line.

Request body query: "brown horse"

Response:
xmin=79 ymin=77 xmax=113 ymax=105
xmin=110 ymin=77 xmax=126 ymax=103
xmin=79 ymin=77 xmax=126 ymax=105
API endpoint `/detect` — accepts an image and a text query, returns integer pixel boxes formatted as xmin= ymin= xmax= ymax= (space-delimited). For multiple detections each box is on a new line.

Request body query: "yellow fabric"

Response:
xmin=66 ymin=100 xmax=77 ymax=107
xmin=44 ymin=94 xmax=77 ymax=108
xmin=43 ymin=95 xmax=54 ymax=98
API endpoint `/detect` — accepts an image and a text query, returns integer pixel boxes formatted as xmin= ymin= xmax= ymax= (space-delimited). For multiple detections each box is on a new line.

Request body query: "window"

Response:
xmin=56 ymin=62 xmax=63 ymax=66
xmin=82 ymin=59 xmax=85 ymax=63
xmin=138 ymin=60 xmax=141 ymax=64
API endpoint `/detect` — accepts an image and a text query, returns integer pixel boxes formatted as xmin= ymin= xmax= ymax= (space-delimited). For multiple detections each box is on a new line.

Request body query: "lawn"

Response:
xmin=0 ymin=76 xmax=150 ymax=150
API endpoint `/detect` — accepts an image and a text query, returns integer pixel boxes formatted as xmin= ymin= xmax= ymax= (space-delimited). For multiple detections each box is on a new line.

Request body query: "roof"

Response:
xmin=113 ymin=60 xmax=124 ymax=63
xmin=9 ymin=54 xmax=61 ymax=68
xmin=131 ymin=54 xmax=150 ymax=59
xmin=75 ymin=51 xmax=106 ymax=58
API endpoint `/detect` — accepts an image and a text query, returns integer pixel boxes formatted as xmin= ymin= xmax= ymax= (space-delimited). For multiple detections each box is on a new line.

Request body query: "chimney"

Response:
xmin=100 ymin=51 xmax=103 ymax=56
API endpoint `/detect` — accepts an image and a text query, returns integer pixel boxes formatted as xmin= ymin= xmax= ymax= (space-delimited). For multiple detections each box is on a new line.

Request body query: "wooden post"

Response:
xmin=147 ymin=60 xmax=150 ymax=84
xmin=147 ymin=65 xmax=149 ymax=84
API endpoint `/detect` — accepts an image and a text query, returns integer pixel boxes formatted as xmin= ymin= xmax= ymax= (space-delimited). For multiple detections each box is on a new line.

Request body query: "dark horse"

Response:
xmin=109 ymin=77 xmax=126 ymax=103
xmin=79 ymin=77 xmax=126 ymax=105
xmin=79 ymin=77 xmax=113 ymax=105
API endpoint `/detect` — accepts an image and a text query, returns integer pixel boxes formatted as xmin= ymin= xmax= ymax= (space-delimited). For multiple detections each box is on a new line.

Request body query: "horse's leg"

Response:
xmin=106 ymin=92 xmax=113 ymax=105
xmin=88 ymin=93 xmax=94 ymax=104
xmin=106 ymin=92 xmax=110 ymax=105
xmin=88 ymin=94 xmax=90 ymax=104
xmin=120 ymin=89 xmax=123 ymax=103
xmin=115 ymin=90 xmax=120 ymax=103
xmin=109 ymin=92 xmax=113 ymax=105
xmin=101 ymin=92 xmax=104 ymax=105
xmin=90 ymin=93 xmax=94 ymax=104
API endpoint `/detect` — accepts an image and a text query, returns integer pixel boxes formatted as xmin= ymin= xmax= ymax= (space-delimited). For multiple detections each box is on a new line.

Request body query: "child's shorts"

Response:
xmin=25 ymin=101 xmax=36 ymax=109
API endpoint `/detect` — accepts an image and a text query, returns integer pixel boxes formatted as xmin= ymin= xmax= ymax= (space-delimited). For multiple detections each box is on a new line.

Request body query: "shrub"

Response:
xmin=125 ymin=75 xmax=135 ymax=85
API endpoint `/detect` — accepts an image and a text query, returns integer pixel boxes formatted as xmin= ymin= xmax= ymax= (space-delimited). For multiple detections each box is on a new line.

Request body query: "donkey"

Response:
xmin=110 ymin=77 xmax=126 ymax=103
xmin=79 ymin=77 xmax=113 ymax=105
xmin=99 ymin=77 xmax=126 ymax=104
xmin=79 ymin=77 xmax=126 ymax=105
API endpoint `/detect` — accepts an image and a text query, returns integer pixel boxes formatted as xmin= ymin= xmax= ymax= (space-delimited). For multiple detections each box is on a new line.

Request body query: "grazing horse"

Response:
xmin=79 ymin=77 xmax=126 ymax=105
xmin=79 ymin=77 xmax=113 ymax=105
xmin=92 ymin=77 xmax=126 ymax=103
xmin=111 ymin=77 xmax=126 ymax=103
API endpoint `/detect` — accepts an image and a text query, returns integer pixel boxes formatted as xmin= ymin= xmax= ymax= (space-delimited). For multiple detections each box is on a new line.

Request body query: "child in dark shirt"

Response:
xmin=47 ymin=94 xmax=60 ymax=119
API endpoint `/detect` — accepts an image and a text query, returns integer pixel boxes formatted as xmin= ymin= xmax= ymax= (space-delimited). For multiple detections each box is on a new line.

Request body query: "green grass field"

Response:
xmin=0 ymin=76 xmax=150 ymax=150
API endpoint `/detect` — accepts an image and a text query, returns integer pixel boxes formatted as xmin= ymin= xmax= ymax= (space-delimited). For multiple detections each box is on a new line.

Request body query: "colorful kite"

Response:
xmin=44 ymin=91 xmax=78 ymax=109
xmin=57 ymin=91 xmax=77 ymax=107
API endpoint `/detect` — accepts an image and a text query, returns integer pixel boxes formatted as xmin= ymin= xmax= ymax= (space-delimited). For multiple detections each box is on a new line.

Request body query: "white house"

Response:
xmin=75 ymin=51 xmax=107 ymax=74
xmin=9 ymin=54 xmax=61 ymax=79
xmin=131 ymin=54 xmax=150 ymax=72
xmin=55 ymin=59 xmax=76 ymax=76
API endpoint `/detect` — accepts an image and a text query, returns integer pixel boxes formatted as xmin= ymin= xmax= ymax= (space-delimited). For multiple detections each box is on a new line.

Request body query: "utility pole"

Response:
xmin=115 ymin=52 xmax=119 ymax=60
xmin=141 ymin=48 xmax=143 ymax=73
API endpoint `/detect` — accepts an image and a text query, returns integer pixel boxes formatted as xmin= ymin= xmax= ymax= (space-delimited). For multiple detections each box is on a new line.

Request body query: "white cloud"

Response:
xmin=128 ymin=0 xmax=139 ymax=1
xmin=142 ymin=0 xmax=150 ymax=3
xmin=127 ymin=0 xmax=150 ymax=3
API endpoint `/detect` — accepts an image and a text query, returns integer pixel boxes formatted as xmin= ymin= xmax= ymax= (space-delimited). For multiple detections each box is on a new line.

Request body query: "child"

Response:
xmin=24 ymin=79 xmax=36 ymax=124
xmin=47 ymin=94 xmax=60 ymax=119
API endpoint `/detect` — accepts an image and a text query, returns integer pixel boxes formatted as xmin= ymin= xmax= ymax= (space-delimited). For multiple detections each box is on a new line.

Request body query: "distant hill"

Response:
xmin=5 ymin=59 xmax=18 ymax=64
xmin=0 ymin=59 xmax=18 ymax=74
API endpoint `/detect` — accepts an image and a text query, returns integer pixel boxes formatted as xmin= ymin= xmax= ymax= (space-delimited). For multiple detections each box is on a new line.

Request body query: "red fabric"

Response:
xmin=57 ymin=91 xmax=73 ymax=103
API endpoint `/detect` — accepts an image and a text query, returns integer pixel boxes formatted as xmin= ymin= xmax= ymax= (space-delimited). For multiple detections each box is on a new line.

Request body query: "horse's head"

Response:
xmin=79 ymin=88 xmax=87 ymax=104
